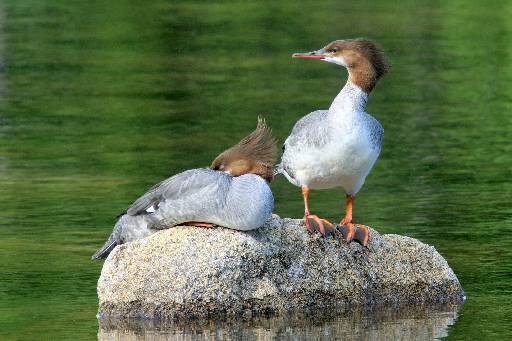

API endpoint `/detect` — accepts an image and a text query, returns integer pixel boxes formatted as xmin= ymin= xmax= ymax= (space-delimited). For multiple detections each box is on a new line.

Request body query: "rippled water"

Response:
xmin=1 ymin=0 xmax=511 ymax=339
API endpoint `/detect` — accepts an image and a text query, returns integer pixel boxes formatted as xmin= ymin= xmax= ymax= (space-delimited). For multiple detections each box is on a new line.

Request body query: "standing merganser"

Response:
xmin=277 ymin=38 xmax=389 ymax=246
xmin=92 ymin=118 xmax=277 ymax=259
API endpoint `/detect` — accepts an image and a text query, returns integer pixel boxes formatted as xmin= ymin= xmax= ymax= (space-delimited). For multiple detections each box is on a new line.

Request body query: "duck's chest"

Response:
xmin=321 ymin=126 xmax=374 ymax=167
xmin=295 ymin=120 xmax=379 ymax=187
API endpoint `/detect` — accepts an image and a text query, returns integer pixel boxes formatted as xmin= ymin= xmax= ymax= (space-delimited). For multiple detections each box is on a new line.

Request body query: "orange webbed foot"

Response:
xmin=182 ymin=221 xmax=214 ymax=228
xmin=338 ymin=223 xmax=369 ymax=247
xmin=304 ymin=214 xmax=336 ymax=237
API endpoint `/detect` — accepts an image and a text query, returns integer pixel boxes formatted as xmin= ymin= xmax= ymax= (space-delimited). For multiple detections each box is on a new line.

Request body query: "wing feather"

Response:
xmin=284 ymin=110 xmax=331 ymax=150
xmin=126 ymin=168 xmax=219 ymax=216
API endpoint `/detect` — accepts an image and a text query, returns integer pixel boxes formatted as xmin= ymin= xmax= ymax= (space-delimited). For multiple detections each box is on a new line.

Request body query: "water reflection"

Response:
xmin=98 ymin=303 xmax=460 ymax=340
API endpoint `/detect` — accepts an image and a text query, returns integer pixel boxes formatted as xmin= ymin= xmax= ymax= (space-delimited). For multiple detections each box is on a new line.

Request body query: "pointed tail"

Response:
xmin=91 ymin=233 xmax=118 ymax=260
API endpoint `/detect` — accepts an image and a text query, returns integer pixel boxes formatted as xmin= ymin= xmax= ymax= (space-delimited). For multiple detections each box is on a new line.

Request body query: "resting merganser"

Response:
xmin=277 ymin=38 xmax=389 ymax=246
xmin=92 ymin=118 xmax=277 ymax=259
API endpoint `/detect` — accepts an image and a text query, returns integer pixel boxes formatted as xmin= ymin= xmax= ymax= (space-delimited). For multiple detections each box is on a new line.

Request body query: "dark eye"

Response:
xmin=329 ymin=48 xmax=338 ymax=53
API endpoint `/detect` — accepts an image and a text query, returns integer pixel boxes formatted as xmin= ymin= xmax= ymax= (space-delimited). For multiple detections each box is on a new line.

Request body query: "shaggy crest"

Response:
xmin=324 ymin=38 xmax=390 ymax=91
xmin=341 ymin=38 xmax=389 ymax=79
xmin=211 ymin=117 xmax=277 ymax=180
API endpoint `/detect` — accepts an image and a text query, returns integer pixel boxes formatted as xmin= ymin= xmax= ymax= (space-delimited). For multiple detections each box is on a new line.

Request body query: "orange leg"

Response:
xmin=182 ymin=221 xmax=214 ymax=228
xmin=302 ymin=186 xmax=335 ymax=237
xmin=340 ymin=195 xmax=370 ymax=247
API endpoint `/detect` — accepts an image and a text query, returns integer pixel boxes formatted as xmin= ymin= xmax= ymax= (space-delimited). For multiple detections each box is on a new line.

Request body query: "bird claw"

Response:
xmin=304 ymin=215 xmax=336 ymax=237
xmin=337 ymin=223 xmax=369 ymax=247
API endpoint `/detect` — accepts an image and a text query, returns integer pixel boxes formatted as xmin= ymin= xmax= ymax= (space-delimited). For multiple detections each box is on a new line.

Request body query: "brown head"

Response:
xmin=211 ymin=117 xmax=278 ymax=182
xmin=292 ymin=38 xmax=389 ymax=93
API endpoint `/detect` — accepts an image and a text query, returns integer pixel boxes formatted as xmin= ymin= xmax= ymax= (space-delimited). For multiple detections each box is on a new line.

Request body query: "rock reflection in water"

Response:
xmin=98 ymin=303 xmax=461 ymax=340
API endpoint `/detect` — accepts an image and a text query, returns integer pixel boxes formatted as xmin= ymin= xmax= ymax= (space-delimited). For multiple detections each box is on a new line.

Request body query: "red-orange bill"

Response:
xmin=292 ymin=53 xmax=325 ymax=59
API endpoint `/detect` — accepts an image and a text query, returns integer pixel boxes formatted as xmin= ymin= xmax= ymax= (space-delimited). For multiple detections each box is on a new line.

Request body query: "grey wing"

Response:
xmin=278 ymin=110 xmax=331 ymax=179
xmin=126 ymin=168 xmax=220 ymax=216
xmin=283 ymin=110 xmax=331 ymax=151
xmin=363 ymin=113 xmax=384 ymax=151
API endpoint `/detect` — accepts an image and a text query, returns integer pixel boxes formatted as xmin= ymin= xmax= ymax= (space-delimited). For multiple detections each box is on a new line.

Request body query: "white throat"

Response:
xmin=328 ymin=80 xmax=368 ymax=114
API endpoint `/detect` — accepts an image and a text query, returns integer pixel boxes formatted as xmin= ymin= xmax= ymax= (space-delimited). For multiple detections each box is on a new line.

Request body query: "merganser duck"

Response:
xmin=277 ymin=38 xmax=389 ymax=246
xmin=92 ymin=118 xmax=277 ymax=259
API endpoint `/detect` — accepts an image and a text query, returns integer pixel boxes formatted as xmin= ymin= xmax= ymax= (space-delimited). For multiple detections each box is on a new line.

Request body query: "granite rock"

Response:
xmin=97 ymin=215 xmax=464 ymax=319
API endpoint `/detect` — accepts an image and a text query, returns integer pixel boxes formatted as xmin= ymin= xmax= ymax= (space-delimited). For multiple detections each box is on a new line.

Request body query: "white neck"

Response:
xmin=328 ymin=80 xmax=368 ymax=114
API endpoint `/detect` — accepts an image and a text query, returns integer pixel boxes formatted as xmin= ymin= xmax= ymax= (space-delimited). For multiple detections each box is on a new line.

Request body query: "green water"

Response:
xmin=1 ymin=0 xmax=511 ymax=339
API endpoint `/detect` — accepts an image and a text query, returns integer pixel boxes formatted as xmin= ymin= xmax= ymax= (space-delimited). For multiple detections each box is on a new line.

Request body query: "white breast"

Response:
xmin=292 ymin=116 xmax=379 ymax=194
xmin=281 ymin=81 xmax=383 ymax=195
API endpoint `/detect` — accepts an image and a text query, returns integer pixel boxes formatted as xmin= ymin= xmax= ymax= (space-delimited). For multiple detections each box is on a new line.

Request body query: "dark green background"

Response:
xmin=0 ymin=0 xmax=511 ymax=339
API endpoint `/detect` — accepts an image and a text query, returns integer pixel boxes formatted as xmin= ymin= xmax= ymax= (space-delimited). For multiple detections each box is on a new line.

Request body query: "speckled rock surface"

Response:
xmin=97 ymin=215 xmax=464 ymax=319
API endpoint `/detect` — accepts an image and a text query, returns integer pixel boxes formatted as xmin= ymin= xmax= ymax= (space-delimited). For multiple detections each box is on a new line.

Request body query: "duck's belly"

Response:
xmin=291 ymin=136 xmax=380 ymax=194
